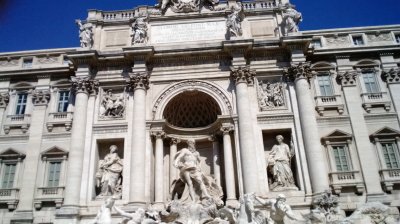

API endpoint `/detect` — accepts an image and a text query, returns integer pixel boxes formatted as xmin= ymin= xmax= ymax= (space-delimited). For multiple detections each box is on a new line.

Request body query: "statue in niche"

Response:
xmin=255 ymin=194 xmax=302 ymax=224
xmin=131 ymin=16 xmax=148 ymax=45
xmin=281 ymin=3 xmax=302 ymax=36
xmin=267 ymin=135 xmax=298 ymax=191
xmin=258 ymin=81 xmax=285 ymax=111
xmin=171 ymin=139 xmax=223 ymax=204
xmin=100 ymin=89 xmax=125 ymax=118
xmin=76 ymin=19 xmax=93 ymax=49
xmin=92 ymin=197 xmax=115 ymax=224
xmin=95 ymin=145 xmax=123 ymax=199
xmin=226 ymin=2 xmax=244 ymax=38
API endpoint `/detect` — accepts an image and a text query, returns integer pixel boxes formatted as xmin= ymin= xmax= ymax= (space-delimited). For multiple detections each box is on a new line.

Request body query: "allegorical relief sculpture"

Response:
xmin=95 ymin=145 xmax=123 ymax=199
xmin=226 ymin=2 xmax=244 ymax=38
xmin=280 ymin=3 xmax=302 ymax=36
xmin=267 ymin=135 xmax=298 ymax=191
xmin=157 ymin=0 xmax=220 ymax=13
xmin=100 ymin=89 xmax=125 ymax=119
xmin=76 ymin=19 xmax=93 ymax=49
xmin=258 ymin=81 xmax=285 ymax=111
xmin=131 ymin=16 xmax=148 ymax=45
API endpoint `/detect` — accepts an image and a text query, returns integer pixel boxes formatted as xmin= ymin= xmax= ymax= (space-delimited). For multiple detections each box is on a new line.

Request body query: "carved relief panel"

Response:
xmin=99 ymin=89 xmax=126 ymax=120
xmin=257 ymin=79 xmax=286 ymax=111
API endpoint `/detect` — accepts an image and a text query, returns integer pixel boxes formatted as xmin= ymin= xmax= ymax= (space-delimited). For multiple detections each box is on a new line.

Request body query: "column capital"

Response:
xmin=126 ymin=72 xmax=150 ymax=91
xmin=337 ymin=71 xmax=358 ymax=86
xmin=170 ymin=137 xmax=181 ymax=145
xmin=151 ymin=130 xmax=165 ymax=139
xmin=230 ymin=66 xmax=256 ymax=86
xmin=32 ymin=89 xmax=50 ymax=106
xmin=382 ymin=68 xmax=400 ymax=84
xmin=71 ymin=76 xmax=99 ymax=95
xmin=220 ymin=124 xmax=234 ymax=135
xmin=284 ymin=62 xmax=314 ymax=82
xmin=0 ymin=92 xmax=10 ymax=108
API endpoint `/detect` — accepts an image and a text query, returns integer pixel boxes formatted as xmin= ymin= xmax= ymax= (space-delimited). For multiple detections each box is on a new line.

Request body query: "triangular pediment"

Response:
xmin=321 ymin=129 xmax=352 ymax=143
xmin=370 ymin=127 xmax=400 ymax=139
xmin=41 ymin=146 xmax=68 ymax=158
xmin=0 ymin=148 xmax=25 ymax=160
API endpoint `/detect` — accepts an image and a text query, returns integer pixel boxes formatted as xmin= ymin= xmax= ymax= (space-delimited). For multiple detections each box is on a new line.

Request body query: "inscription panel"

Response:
xmin=150 ymin=21 xmax=226 ymax=44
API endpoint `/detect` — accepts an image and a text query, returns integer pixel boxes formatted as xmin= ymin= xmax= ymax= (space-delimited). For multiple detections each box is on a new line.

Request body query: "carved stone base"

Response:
xmin=270 ymin=186 xmax=299 ymax=192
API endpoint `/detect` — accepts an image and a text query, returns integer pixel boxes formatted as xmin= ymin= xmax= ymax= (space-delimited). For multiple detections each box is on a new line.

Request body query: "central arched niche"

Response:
xmin=163 ymin=90 xmax=221 ymax=128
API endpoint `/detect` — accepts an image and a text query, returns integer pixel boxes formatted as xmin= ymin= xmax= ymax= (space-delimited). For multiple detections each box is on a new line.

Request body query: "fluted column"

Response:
xmin=209 ymin=135 xmax=221 ymax=186
xmin=152 ymin=130 xmax=165 ymax=207
xmin=13 ymin=88 xmax=50 ymax=222
xmin=170 ymin=138 xmax=180 ymax=186
xmin=126 ymin=72 xmax=150 ymax=206
xmin=62 ymin=77 xmax=98 ymax=212
xmin=221 ymin=124 xmax=237 ymax=204
xmin=230 ymin=66 xmax=259 ymax=193
xmin=285 ymin=63 xmax=330 ymax=193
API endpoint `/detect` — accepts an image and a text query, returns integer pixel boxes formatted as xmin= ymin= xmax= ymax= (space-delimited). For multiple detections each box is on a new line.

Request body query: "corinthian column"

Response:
xmin=126 ymin=72 xmax=150 ymax=206
xmin=221 ymin=124 xmax=237 ymax=205
xmin=285 ymin=63 xmax=329 ymax=194
xmin=231 ymin=66 xmax=259 ymax=193
xmin=61 ymin=77 xmax=98 ymax=214
xmin=151 ymin=130 xmax=165 ymax=208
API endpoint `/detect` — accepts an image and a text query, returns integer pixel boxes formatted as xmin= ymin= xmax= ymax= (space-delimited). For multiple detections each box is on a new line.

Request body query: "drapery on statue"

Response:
xmin=255 ymin=194 xmax=301 ymax=224
xmin=226 ymin=2 xmax=244 ymax=38
xmin=131 ymin=16 xmax=148 ymax=45
xmin=281 ymin=3 xmax=302 ymax=35
xmin=267 ymin=135 xmax=298 ymax=191
xmin=96 ymin=145 xmax=123 ymax=199
xmin=76 ymin=19 xmax=93 ymax=49
xmin=171 ymin=139 xmax=223 ymax=203
xmin=100 ymin=90 xmax=125 ymax=118
xmin=92 ymin=197 xmax=115 ymax=224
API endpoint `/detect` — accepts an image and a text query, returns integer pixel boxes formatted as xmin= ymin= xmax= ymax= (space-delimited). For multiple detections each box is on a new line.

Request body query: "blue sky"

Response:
xmin=0 ymin=0 xmax=399 ymax=52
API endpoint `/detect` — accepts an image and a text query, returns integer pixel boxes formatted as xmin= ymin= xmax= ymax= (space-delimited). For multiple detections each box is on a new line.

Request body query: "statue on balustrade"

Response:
xmin=76 ymin=19 xmax=93 ymax=49
xmin=226 ymin=2 xmax=244 ymax=38
xmin=131 ymin=16 xmax=148 ymax=45
xmin=100 ymin=89 xmax=125 ymax=118
xmin=258 ymin=81 xmax=285 ymax=111
xmin=281 ymin=3 xmax=302 ymax=36
xmin=95 ymin=145 xmax=123 ymax=199
xmin=267 ymin=135 xmax=298 ymax=191
xmin=171 ymin=138 xmax=223 ymax=204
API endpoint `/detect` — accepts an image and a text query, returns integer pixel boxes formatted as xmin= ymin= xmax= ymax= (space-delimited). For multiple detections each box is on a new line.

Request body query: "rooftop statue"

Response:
xmin=280 ymin=3 xmax=302 ymax=36
xmin=76 ymin=19 xmax=93 ymax=49
xmin=157 ymin=0 xmax=220 ymax=13
xmin=226 ymin=2 xmax=244 ymax=38
xmin=131 ymin=16 xmax=148 ymax=45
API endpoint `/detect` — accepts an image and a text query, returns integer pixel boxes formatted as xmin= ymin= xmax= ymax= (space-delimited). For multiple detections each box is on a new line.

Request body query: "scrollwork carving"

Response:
xmin=382 ymin=68 xmax=400 ymax=84
xmin=230 ymin=66 xmax=256 ymax=85
xmin=337 ymin=71 xmax=358 ymax=86
xmin=126 ymin=72 xmax=150 ymax=91
xmin=32 ymin=90 xmax=50 ymax=106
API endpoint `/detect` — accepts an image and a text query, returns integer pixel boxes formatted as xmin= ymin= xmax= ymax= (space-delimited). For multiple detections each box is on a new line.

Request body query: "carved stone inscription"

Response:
xmin=150 ymin=21 xmax=226 ymax=44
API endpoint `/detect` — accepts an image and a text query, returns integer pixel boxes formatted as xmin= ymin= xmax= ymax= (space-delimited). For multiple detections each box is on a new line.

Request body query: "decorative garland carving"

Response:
xmin=32 ymin=90 xmax=50 ymax=105
xmin=382 ymin=68 xmax=400 ymax=84
xmin=337 ymin=71 xmax=358 ymax=86
xmin=230 ymin=66 xmax=256 ymax=85
xmin=71 ymin=77 xmax=99 ymax=95
xmin=126 ymin=72 xmax=150 ymax=91
xmin=283 ymin=62 xmax=314 ymax=82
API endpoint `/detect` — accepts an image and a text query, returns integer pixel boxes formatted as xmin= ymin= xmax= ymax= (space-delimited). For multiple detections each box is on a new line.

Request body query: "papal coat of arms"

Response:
xmin=158 ymin=0 xmax=219 ymax=13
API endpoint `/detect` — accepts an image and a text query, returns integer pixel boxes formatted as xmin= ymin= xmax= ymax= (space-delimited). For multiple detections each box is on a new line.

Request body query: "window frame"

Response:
xmin=15 ymin=92 xmax=28 ymax=115
xmin=361 ymin=71 xmax=380 ymax=93
xmin=1 ymin=162 xmax=17 ymax=189
xmin=316 ymin=73 xmax=335 ymax=96
xmin=40 ymin=148 xmax=68 ymax=188
xmin=22 ymin=58 xmax=33 ymax=68
xmin=351 ymin=34 xmax=365 ymax=46
xmin=331 ymin=144 xmax=352 ymax=172
xmin=46 ymin=160 xmax=62 ymax=187
xmin=57 ymin=90 xmax=70 ymax=113
xmin=0 ymin=149 xmax=25 ymax=190
xmin=379 ymin=140 xmax=400 ymax=169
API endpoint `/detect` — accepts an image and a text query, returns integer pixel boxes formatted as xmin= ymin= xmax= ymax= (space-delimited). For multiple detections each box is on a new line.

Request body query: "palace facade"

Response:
xmin=0 ymin=0 xmax=400 ymax=223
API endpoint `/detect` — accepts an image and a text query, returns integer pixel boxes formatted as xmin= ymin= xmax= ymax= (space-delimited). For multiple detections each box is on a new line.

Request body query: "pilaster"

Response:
xmin=151 ymin=129 xmax=165 ymax=208
xmin=220 ymin=124 xmax=237 ymax=205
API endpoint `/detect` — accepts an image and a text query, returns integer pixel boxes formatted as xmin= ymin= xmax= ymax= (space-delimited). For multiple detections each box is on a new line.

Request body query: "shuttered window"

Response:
xmin=47 ymin=161 xmax=61 ymax=187
xmin=2 ymin=163 xmax=16 ymax=188
xmin=332 ymin=145 xmax=350 ymax=172
xmin=381 ymin=142 xmax=400 ymax=169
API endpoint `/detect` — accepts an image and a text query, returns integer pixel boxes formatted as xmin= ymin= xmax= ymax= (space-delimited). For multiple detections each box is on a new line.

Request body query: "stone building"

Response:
xmin=0 ymin=0 xmax=399 ymax=223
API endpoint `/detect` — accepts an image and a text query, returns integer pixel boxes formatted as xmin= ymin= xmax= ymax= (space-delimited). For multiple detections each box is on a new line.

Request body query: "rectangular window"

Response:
xmin=352 ymin=36 xmax=364 ymax=46
xmin=22 ymin=58 xmax=33 ymax=68
xmin=381 ymin=142 xmax=400 ymax=169
xmin=362 ymin=72 xmax=379 ymax=93
xmin=47 ymin=161 xmax=61 ymax=187
xmin=332 ymin=145 xmax=350 ymax=172
xmin=2 ymin=163 xmax=16 ymax=189
xmin=15 ymin=93 xmax=28 ymax=115
xmin=395 ymin=34 xmax=400 ymax=44
xmin=313 ymin=39 xmax=322 ymax=48
xmin=57 ymin=91 xmax=70 ymax=112
xmin=317 ymin=75 xmax=334 ymax=96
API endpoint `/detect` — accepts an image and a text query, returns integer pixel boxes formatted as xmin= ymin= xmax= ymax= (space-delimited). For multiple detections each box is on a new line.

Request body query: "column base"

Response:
xmin=11 ymin=210 xmax=33 ymax=224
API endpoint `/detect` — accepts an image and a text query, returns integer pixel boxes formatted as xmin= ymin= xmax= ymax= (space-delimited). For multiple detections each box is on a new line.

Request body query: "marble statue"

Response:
xmin=267 ymin=135 xmax=297 ymax=191
xmin=255 ymin=194 xmax=300 ymax=224
xmin=172 ymin=139 xmax=222 ymax=203
xmin=96 ymin=145 xmax=123 ymax=199
xmin=312 ymin=189 xmax=345 ymax=223
xmin=76 ymin=19 xmax=93 ymax=49
xmin=131 ymin=17 xmax=148 ymax=45
xmin=341 ymin=202 xmax=397 ymax=224
xmin=100 ymin=89 xmax=125 ymax=118
xmin=92 ymin=197 xmax=115 ymax=224
xmin=226 ymin=2 xmax=243 ymax=38
xmin=157 ymin=0 xmax=219 ymax=13
xmin=258 ymin=81 xmax=285 ymax=110
xmin=281 ymin=4 xmax=302 ymax=35
xmin=236 ymin=193 xmax=266 ymax=224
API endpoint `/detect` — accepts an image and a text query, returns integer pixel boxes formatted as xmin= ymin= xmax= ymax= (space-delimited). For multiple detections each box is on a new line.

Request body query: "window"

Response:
xmin=2 ymin=163 xmax=16 ymax=189
xmin=47 ymin=161 xmax=61 ymax=187
xmin=381 ymin=142 xmax=400 ymax=169
xmin=317 ymin=75 xmax=334 ymax=96
xmin=15 ymin=93 xmax=28 ymax=115
xmin=22 ymin=58 xmax=33 ymax=68
xmin=57 ymin=91 xmax=70 ymax=112
xmin=312 ymin=39 xmax=322 ymax=48
xmin=332 ymin=145 xmax=350 ymax=172
xmin=362 ymin=72 xmax=379 ymax=93
xmin=352 ymin=36 xmax=364 ymax=46
xmin=395 ymin=34 xmax=400 ymax=44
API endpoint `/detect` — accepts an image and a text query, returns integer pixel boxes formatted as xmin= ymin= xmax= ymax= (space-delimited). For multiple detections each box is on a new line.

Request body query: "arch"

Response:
xmin=311 ymin=61 xmax=336 ymax=71
xmin=152 ymin=80 xmax=232 ymax=120
xmin=10 ymin=81 xmax=34 ymax=90
xmin=353 ymin=59 xmax=380 ymax=68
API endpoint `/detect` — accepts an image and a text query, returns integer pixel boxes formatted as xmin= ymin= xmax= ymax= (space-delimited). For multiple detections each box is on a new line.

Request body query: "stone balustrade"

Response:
xmin=46 ymin=112 xmax=73 ymax=132
xmin=315 ymin=94 xmax=344 ymax=115
xmin=34 ymin=186 xmax=64 ymax=209
xmin=329 ymin=170 xmax=365 ymax=195
xmin=0 ymin=188 xmax=19 ymax=211
xmin=242 ymin=0 xmax=278 ymax=10
xmin=4 ymin=114 xmax=31 ymax=134
xmin=361 ymin=92 xmax=391 ymax=112
xmin=379 ymin=168 xmax=400 ymax=193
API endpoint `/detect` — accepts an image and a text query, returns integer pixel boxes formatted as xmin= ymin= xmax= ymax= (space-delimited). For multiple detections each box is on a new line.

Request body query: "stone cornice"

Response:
xmin=230 ymin=66 xmax=256 ymax=85
xmin=71 ymin=76 xmax=99 ymax=95
xmin=126 ymin=72 xmax=150 ymax=91
xmin=382 ymin=68 xmax=400 ymax=84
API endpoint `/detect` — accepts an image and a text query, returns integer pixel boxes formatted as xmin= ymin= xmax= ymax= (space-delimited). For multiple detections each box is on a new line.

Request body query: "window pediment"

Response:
xmin=41 ymin=146 xmax=68 ymax=159
xmin=0 ymin=148 xmax=25 ymax=160
xmin=370 ymin=127 xmax=400 ymax=140
xmin=322 ymin=130 xmax=352 ymax=144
